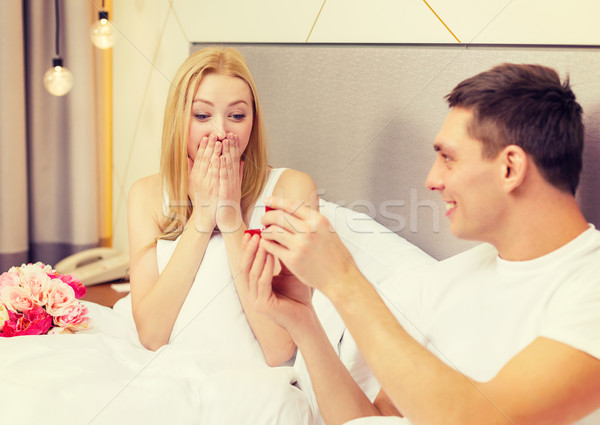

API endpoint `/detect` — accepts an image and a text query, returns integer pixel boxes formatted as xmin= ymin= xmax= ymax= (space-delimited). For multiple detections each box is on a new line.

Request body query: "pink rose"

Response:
xmin=0 ymin=306 xmax=53 ymax=337
xmin=0 ymin=270 xmax=21 ymax=293
xmin=1 ymin=285 xmax=36 ymax=313
xmin=19 ymin=264 xmax=51 ymax=305
xmin=50 ymin=272 xmax=86 ymax=299
xmin=54 ymin=302 xmax=90 ymax=331
xmin=33 ymin=261 xmax=53 ymax=273
xmin=44 ymin=278 xmax=76 ymax=316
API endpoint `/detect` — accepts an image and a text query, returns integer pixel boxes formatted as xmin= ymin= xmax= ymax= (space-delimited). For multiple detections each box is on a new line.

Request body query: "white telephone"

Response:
xmin=54 ymin=247 xmax=130 ymax=287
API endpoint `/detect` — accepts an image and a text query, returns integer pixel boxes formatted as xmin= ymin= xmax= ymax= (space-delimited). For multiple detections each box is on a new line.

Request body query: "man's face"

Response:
xmin=425 ymin=107 xmax=506 ymax=243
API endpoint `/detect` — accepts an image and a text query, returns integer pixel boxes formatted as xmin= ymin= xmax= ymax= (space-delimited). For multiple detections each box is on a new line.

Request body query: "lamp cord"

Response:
xmin=54 ymin=0 xmax=60 ymax=57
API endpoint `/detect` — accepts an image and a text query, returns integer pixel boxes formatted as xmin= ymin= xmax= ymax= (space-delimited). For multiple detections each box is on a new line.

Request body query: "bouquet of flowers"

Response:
xmin=0 ymin=262 xmax=90 ymax=337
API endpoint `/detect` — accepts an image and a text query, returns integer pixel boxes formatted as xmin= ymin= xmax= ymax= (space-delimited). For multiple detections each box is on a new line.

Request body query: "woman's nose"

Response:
xmin=209 ymin=118 xmax=227 ymax=140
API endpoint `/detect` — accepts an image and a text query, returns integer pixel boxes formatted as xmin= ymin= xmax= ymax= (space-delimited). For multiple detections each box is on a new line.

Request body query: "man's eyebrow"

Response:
xmin=433 ymin=142 xmax=457 ymax=156
xmin=433 ymin=142 xmax=447 ymax=152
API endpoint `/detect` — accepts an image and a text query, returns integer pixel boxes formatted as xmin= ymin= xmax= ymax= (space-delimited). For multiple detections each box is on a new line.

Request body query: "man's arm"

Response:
xmin=259 ymin=196 xmax=600 ymax=425
xmin=330 ymin=273 xmax=600 ymax=425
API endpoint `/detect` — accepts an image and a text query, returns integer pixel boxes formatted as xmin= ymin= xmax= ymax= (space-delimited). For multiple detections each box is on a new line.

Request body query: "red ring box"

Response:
xmin=244 ymin=206 xmax=274 ymax=237
xmin=244 ymin=228 xmax=262 ymax=237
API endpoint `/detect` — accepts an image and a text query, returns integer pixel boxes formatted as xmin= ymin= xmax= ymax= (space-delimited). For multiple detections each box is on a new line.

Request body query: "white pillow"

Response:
xmin=319 ymin=199 xmax=434 ymax=283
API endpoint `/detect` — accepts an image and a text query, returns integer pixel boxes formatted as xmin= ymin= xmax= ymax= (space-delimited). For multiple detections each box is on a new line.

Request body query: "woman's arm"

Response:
xmin=127 ymin=175 xmax=214 ymax=351
xmin=129 ymin=136 xmax=222 ymax=351
xmin=225 ymin=168 xmax=319 ymax=366
xmin=242 ymin=236 xmax=401 ymax=424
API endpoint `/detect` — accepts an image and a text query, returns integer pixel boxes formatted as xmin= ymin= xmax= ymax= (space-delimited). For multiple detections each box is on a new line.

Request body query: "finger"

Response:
xmin=259 ymin=238 xmax=291 ymax=270
xmin=272 ymin=256 xmax=283 ymax=277
xmin=194 ymin=137 xmax=215 ymax=178
xmin=231 ymin=134 xmax=241 ymax=163
xmin=209 ymin=154 xmax=220 ymax=187
xmin=264 ymin=196 xmax=314 ymax=221
xmin=204 ymin=135 xmax=218 ymax=159
xmin=241 ymin=233 xmax=259 ymax=273
xmin=260 ymin=223 xmax=295 ymax=248
xmin=192 ymin=137 xmax=211 ymax=175
xmin=219 ymin=156 xmax=230 ymax=192
xmin=262 ymin=209 xmax=309 ymax=236
xmin=221 ymin=137 xmax=230 ymax=157
xmin=194 ymin=136 xmax=209 ymax=162
xmin=242 ymin=231 xmax=251 ymax=248
xmin=231 ymin=139 xmax=241 ymax=185
xmin=248 ymin=239 xmax=268 ymax=296
xmin=221 ymin=139 xmax=235 ymax=182
xmin=187 ymin=156 xmax=195 ymax=199
xmin=213 ymin=141 xmax=222 ymax=158
xmin=257 ymin=249 xmax=275 ymax=302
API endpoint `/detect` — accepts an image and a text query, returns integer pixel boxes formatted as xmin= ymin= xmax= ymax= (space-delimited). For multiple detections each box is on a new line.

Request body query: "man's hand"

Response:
xmin=258 ymin=196 xmax=358 ymax=295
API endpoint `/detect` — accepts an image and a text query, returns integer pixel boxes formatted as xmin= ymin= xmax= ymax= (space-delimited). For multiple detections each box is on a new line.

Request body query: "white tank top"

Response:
xmin=155 ymin=168 xmax=288 ymax=363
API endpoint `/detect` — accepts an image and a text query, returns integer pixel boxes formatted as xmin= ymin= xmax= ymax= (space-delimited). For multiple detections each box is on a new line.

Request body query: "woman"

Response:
xmin=0 ymin=48 xmax=316 ymax=425
xmin=127 ymin=47 xmax=318 ymax=365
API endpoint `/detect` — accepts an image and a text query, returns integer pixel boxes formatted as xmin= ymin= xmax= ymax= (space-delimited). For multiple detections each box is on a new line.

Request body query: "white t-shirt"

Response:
xmin=379 ymin=225 xmax=600 ymax=425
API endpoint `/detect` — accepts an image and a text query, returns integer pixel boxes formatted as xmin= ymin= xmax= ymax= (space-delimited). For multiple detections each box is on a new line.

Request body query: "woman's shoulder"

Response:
xmin=274 ymin=168 xmax=315 ymax=188
xmin=272 ymin=168 xmax=317 ymax=201
xmin=129 ymin=173 xmax=161 ymax=194
xmin=128 ymin=173 xmax=162 ymax=208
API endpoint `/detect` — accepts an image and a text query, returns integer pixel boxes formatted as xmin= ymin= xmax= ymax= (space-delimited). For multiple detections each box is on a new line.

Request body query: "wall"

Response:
xmin=111 ymin=0 xmax=600 ymax=256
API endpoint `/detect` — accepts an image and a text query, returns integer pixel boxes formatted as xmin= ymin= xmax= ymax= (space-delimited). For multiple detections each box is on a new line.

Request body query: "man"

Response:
xmin=241 ymin=63 xmax=600 ymax=425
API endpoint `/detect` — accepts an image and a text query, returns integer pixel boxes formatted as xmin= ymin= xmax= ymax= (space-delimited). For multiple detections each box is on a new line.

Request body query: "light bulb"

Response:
xmin=90 ymin=11 xmax=116 ymax=49
xmin=43 ymin=58 xmax=74 ymax=96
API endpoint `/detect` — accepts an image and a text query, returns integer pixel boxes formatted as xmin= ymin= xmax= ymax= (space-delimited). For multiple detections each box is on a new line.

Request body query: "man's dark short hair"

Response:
xmin=446 ymin=63 xmax=584 ymax=195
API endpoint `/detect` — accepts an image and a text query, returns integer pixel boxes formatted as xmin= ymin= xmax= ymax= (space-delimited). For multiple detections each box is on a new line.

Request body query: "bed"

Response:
xmin=0 ymin=200 xmax=434 ymax=425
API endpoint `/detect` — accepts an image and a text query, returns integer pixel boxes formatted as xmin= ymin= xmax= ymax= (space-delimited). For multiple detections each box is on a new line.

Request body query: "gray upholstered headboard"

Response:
xmin=191 ymin=43 xmax=600 ymax=260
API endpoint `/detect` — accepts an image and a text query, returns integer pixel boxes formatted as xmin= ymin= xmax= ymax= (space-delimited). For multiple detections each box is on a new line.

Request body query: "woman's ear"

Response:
xmin=500 ymin=144 xmax=528 ymax=193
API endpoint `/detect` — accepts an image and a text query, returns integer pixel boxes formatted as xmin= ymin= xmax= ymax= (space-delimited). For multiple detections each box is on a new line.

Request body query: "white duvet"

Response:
xmin=0 ymin=231 xmax=313 ymax=425
xmin=0 ymin=299 xmax=312 ymax=425
xmin=0 ymin=201 xmax=434 ymax=425
xmin=1 ymin=170 xmax=311 ymax=424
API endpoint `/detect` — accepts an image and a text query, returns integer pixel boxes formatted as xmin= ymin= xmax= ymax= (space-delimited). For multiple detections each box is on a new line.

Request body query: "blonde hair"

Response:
xmin=159 ymin=47 xmax=269 ymax=240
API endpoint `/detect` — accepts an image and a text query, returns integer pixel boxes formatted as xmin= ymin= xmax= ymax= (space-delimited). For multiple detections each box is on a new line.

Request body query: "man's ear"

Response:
xmin=500 ymin=144 xmax=528 ymax=193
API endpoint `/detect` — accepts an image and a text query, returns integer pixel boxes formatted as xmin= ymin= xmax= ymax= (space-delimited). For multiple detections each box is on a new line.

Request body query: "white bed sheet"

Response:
xmin=0 ymin=301 xmax=311 ymax=425
xmin=0 ymin=201 xmax=434 ymax=425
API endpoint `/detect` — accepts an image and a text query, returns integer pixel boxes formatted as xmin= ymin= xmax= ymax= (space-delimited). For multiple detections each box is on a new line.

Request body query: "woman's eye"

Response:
xmin=230 ymin=114 xmax=246 ymax=121
xmin=194 ymin=114 xmax=210 ymax=121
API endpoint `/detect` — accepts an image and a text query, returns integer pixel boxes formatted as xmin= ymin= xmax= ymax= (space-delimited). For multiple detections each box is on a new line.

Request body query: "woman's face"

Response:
xmin=187 ymin=73 xmax=254 ymax=163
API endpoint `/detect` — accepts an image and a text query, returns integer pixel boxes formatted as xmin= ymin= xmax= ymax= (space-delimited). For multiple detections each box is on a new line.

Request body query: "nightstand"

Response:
xmin=81 ymin=281 xmax=130 ymax=307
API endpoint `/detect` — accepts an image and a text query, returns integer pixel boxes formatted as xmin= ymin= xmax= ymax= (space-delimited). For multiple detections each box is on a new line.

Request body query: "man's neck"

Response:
xmin=493 ymin=191 xmax=589 ymax=262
